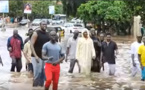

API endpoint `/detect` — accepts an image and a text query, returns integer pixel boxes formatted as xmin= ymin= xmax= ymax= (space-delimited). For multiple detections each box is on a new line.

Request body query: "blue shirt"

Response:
xmin=42 ymin=41 xmax=64 ymax=63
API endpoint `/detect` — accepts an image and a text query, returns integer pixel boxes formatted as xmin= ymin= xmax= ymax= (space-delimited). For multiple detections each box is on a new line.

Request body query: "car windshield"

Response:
xmin=74 ymin=24 xmax=82 ymax=27
xmin=34 ymin=19 xmax=41 ymax=21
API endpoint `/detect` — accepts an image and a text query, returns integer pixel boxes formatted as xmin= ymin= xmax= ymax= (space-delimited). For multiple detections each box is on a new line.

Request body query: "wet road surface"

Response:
xmin=0 ymin=27 xmax=145 ymax=90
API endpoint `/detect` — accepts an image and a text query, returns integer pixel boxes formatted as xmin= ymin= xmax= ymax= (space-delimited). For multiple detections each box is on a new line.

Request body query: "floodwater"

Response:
xmin=0 ymin=26 xmax=145 ymax=90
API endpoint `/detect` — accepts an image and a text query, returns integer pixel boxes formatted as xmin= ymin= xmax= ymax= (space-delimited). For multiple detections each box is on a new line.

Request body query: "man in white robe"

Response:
xmin=76 ymin=30 xmax=96 ymax=76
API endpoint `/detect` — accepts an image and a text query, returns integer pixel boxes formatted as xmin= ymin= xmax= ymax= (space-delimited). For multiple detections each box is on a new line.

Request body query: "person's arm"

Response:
xmin=7 ymin=37 xmax=12 ymax=51
xmin=30 ymin=32 xmax=39 ymax=62
xmin=91 ymin=40 xmax=96 ymax=59
xmin=23 ymin=43 xmax=30 ymax=63
xmin=20 ymin=36 xmax=24 ymax=50
xmin=114 ymin=42 xmax=118 ymax=55
xmin=131 ymin=44 xmax=135 ymax=66
xmin=65 ymin=38 xmax=71 ymax=62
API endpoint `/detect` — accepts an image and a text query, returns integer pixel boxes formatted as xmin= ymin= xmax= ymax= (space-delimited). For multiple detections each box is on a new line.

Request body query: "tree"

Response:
xmin=77 ymin=1 xmax=132 ymax=35
xmin=61 ymin=0 xmax=88 ymax=17
xmin=9 ymin=1 xmax=23 ymax=17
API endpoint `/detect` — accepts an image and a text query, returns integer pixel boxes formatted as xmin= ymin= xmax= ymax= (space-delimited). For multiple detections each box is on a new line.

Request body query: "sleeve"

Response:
xmin=20 ymin=36 xmax=24 ymax=50
xmin=130 ymin=43 xmax=135 ymax=54
xmin=23 ymin=43 xmax=28 ymax=54
xmin=42 ymin=43 xmax=47 ymax=55
xmin=76 ymin=38 xmax=81 ymax=60
xmin=138 ymin=46 xmax=142 ymax=55
xmin=67 ymin=38 xmax=71 ymax=48
xmin=7 ymin=37 xmax=11 ymax=50
xmin=91 ymin=40 xmax=96 ymax=57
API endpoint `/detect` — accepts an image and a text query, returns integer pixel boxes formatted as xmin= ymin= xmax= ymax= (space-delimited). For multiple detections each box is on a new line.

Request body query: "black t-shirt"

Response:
xmin=101 ymin=41 xmax=118 ymax=64
xmin=31 ymin=30 xmax=50 ymax=59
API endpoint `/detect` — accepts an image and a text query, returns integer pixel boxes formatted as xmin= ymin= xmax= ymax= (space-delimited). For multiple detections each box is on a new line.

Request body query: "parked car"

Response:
xmin=19 ymin=19 xmax=30 ymax=25
xmin=31 ymin=19 xmax=41 ymax=26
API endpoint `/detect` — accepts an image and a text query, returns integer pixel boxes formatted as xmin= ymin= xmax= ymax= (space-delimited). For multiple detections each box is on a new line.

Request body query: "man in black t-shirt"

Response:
xmin=100 ymin=33 xmax=118 ymax=76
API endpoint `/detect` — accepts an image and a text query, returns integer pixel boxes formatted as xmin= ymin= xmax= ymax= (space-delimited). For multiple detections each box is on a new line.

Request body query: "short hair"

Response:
xmin=40 ymin=20 xmax=47 ymax=25
xmin=28 ymin=28 xmax=33 ymax=32
xmin=106 ymin=33 xmax=111 ymax=36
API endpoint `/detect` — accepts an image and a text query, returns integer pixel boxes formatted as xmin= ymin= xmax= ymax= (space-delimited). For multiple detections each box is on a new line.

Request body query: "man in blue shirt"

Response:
xmin=42 ymin=31 xmax=65 ymax=90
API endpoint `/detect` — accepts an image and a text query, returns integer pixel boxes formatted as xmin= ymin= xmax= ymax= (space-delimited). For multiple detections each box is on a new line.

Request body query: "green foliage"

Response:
xmin=77 ymin=0 xmax=132 ymax=35
xmin=61 ymin=0 xmax=88 ymax=17
xmin=8 ymin=1 xmax=63 ymax=19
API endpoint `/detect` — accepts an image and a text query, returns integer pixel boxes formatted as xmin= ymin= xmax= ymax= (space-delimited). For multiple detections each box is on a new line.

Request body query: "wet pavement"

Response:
xmin=0 ymin=26 xmax=145 ymax=90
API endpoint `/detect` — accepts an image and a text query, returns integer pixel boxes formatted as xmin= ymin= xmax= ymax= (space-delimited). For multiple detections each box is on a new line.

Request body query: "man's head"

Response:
xmin=90 ymin=30 xmax=96 ymax=37
xmin=40 ymin=21 xmax=47 ymax=31
xmin=106 ymin=33 xmax=111 ymax=42
xmin=83 ymin=31 xmax=88 ymax=38
xmin=49 ymin=31 xmax=57 ymax=44
xmin=13 ymin=29 xmax=18 ymax=38
xmin=100 ymin=32 xmax=105 ymax=41
xmin=28 ymin=28 xmax=33 ymax=37
xmin=136 ymin=36 xmax=142 ymax=43
xmin=142 ymin=36 xmax=145 ymax=44
xmin=73 ymin=30 xmax=79 ymax=40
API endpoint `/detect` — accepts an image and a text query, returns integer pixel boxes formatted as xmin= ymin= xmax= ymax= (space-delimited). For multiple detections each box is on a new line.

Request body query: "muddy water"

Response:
xmin=0 ymin=28 xmax=145 ymax=90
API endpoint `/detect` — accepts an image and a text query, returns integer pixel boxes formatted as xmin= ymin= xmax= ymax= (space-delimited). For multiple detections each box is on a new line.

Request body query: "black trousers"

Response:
xmin=11 ymin=58 xmax=22 ymax=72
xmin=68 ymin=59 xmax=81 ymax=73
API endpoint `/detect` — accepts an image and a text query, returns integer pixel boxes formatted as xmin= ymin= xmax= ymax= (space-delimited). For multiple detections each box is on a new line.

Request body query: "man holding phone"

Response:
xmin=42 ymin=31 xmax=65 ymax=90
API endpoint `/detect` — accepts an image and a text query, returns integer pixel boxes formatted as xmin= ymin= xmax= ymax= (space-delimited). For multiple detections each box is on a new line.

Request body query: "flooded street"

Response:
xmin=0 ymin=27 xmax=145 ymax=90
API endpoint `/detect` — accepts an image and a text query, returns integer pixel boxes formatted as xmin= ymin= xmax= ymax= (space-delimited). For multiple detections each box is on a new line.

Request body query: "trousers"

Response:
xmin=45 ymin=63 xmax=60 ymax=90
xmin=11 ymin=58 xmax=22 ymax=72
xmin=69 ymin=59 xmax=80 ymax=73
xmin=31 ymin=57 xmax=45 ymax=87
xmin=141 ymin=67 xmax=145 ymax=80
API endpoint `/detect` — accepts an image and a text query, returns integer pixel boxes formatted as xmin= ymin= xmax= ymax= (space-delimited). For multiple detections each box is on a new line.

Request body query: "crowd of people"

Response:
xmin=6 ymin=20 xmax=145 ymax=90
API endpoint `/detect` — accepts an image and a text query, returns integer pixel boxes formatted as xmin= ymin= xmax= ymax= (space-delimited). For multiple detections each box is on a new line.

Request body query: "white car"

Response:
xmin=67 ymin=24 xmax=88 ymax=33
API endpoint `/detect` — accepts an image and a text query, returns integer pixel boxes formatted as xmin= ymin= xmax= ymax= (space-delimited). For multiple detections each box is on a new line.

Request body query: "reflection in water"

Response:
xmin=0 ymin=28 xmax=145 ymax=90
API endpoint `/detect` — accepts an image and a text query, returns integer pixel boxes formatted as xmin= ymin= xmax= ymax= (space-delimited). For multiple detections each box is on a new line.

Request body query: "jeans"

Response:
xmin=31 ymin=57 xmax=45 ymax=87
xmin=11 ymin=58 xmax=22 ymax=72
xmin=141 ymin=67 xmax=145 ymax=80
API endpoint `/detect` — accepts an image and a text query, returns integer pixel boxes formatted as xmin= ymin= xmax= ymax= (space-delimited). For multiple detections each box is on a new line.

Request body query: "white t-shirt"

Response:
xmin=130 ymin=41 xmax=143 ymax=63
xmin=67 ymin=37 xmax=78 ymax=59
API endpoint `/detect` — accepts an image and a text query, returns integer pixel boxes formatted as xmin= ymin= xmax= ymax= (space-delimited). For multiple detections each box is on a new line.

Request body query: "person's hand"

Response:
xmin=92 ymin=56 xmax=96 ymax=60
xmin=65 ymin=57 xmax=68 ymax=62
xmin=8 ymin=47 xmax=12 ymax=52
xmin=52 ymin=61 xmax=60 ymax=66
xmin=26 ymin=59 xmax=30 ymax=64
xmin=141 ymin=65 xmax=144 ymax=70
xmin=133 ymin=62 xmax=136 ymax=67
xmin=35 ymin=56 xmax=40 ymax=63
xmin=116 ymin=50 xmax=119 ymax=55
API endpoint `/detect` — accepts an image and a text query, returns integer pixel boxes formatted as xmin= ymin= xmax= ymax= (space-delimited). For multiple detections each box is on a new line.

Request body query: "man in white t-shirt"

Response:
xmin=65 ymin=30 xmax=80 ymax=73
xmin=131 ymin=36 xmax=143 ymax=77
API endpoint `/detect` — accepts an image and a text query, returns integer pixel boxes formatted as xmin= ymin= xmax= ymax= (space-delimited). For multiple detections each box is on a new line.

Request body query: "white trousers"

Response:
xmin=132 ymin=63 xmax=141 ymax=77
xmin=104 ymin=63 xmax=115 ymax=75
